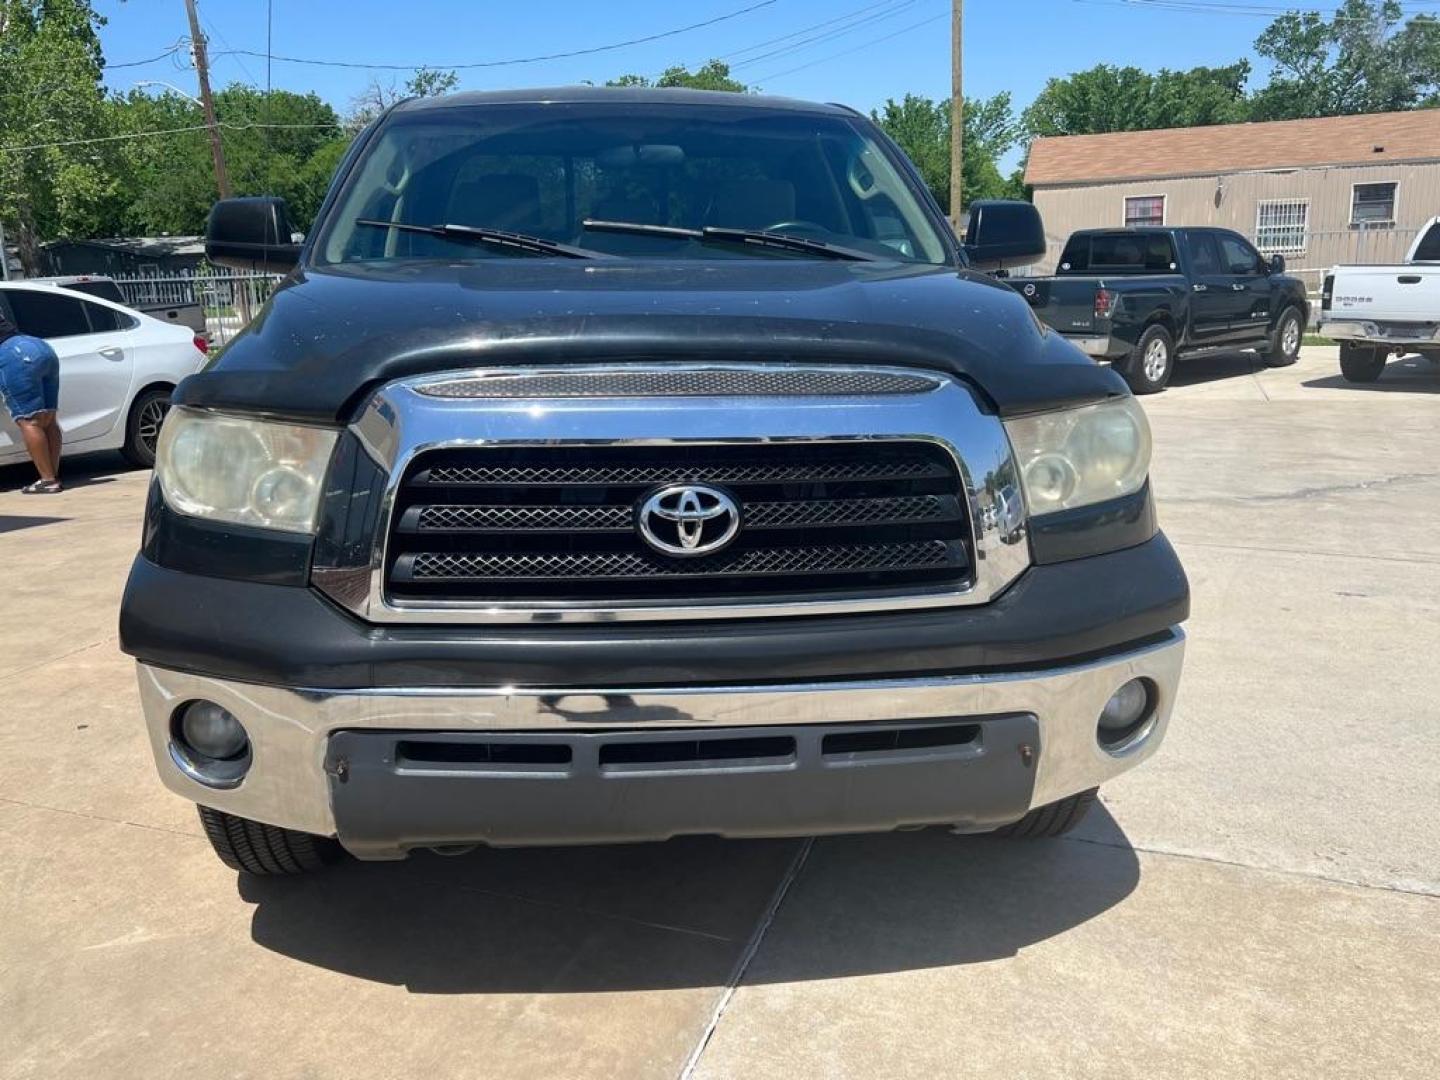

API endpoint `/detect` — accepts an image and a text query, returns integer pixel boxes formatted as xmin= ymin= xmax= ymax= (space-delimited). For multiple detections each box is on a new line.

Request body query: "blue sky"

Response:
xmin=94 ymin=0 xmax=1292 ymax=168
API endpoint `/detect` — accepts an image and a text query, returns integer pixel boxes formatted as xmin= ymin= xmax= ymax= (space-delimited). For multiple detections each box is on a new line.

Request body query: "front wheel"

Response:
xmin=1261 ymin=306 xmax=1303 ymax=367
xmin=197 ymin=805 xmax=343 ymax=875
xmin=1120 ymin=325 xmax=1174 ymax=394
xmin=1339 ymin=343 xmax=1388 ymax=383
xmin=993 ymin=788 xmax=1098 ymax=838
xmin=121 ymin=387 xmax=172 ymax=468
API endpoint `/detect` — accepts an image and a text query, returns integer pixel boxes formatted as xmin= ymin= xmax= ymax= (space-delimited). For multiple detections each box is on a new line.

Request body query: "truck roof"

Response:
xmin=392 ymin=86 xmax=857 ymax=117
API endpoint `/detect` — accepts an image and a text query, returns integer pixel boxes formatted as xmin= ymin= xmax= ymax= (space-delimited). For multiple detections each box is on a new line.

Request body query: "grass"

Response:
xmin=1303 ymin=334 xmax=1336 ymax=346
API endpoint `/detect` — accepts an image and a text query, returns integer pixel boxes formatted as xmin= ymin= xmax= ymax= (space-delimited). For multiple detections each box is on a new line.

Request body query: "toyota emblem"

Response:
xmin=636 ymin=484 xmax=741 ymax=557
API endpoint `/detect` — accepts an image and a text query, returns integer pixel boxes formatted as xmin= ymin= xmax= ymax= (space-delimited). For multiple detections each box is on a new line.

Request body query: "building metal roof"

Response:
xmin=1026 ymin=109 xmax=1440 ymax=187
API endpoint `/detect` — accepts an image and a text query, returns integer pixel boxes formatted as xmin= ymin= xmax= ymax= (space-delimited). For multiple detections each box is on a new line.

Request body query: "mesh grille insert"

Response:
xmin=385 ymin=441 xmax=971 ymax=606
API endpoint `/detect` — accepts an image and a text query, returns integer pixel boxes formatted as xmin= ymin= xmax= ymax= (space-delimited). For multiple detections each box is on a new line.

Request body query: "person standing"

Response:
xmin=0 ymin=312 xmax=63 ymax=493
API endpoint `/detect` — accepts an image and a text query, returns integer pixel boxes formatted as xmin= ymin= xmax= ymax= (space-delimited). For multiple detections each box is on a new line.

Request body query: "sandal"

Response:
xmin=20 ymin=479 xmax=62 ymax=494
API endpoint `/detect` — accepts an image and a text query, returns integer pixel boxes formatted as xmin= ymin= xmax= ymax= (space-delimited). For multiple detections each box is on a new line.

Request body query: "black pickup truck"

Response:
xmin=1015 ymin=227 xmax=1309 ymax=393
xmin=119 ymin=88 xmax=1188 ymax=876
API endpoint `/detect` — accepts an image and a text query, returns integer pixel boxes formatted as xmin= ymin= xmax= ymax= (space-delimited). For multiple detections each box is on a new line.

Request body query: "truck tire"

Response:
xmin=993 ymin=788 xmax=1098 ymax=838
xmin=1261 ymin=306 xmax=1303 ymax=367
xmin=1339 ymin=343 xmax=1387 ymax=383
xmin=121 ymin=387 xmax=172 ymax=468
xmin=197 ymin=805 xmax=343 ymax=875
xmin=1120 ymin=324 xmax=1174 ymax=394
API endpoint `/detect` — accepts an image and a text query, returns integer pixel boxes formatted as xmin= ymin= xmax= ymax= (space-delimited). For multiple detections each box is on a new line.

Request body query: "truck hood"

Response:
xmin=178 ymin=258 xmax=1126 ymax=422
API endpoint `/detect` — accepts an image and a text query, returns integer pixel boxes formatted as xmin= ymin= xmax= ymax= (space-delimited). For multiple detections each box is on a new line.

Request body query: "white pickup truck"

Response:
xmin=1321 ymin=216 xmax=1440 ymax=382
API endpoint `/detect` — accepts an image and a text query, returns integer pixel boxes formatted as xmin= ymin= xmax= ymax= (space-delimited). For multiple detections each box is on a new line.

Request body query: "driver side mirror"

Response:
xmin=962 ymin=200 xmax=1047 ymax=273
xmin=1269 ymin=253 xmax=1286 ymax=274
xmin=205 ymin=197 xmax=302 ymax=273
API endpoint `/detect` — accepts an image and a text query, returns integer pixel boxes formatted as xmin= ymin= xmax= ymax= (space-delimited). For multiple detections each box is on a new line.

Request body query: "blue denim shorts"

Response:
xmin=0 ymin=335 xmax=61 ymax=421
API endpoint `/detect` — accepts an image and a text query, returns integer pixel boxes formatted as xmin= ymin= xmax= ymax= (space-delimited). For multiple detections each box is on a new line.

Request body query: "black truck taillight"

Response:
xmin=1094 ymin=288 xmax=1113 ymax=319
xmin=1321 ymin=274 xmax=1333 ymax=312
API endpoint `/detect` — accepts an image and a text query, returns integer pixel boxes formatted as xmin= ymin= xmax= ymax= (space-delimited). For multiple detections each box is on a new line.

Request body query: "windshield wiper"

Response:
xmin=581 ymin=219 xmax=878 ymax=261
xmin=356 ymin=219 xmax=605 ymax=259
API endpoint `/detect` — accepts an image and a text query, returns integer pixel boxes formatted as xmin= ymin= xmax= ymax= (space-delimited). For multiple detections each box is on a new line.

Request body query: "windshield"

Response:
xmin=317 ymin=102 xmax=949 ymax=266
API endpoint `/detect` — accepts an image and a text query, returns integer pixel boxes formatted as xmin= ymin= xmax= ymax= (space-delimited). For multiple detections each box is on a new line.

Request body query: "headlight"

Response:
xmin=156 ymin=408 xmax=338 ymax=533
xmin=1004 ymin=397 xmax=1151 ymax=515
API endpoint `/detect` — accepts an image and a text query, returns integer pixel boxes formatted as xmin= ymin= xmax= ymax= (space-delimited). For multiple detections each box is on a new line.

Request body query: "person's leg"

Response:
xmin=17 ymin=414 xmax=57 ymax=482
xmin=44 ymin=413 xmax=61 ymax=474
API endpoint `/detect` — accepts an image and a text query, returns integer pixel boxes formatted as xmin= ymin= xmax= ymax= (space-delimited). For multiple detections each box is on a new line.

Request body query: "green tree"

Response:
xmin=607 ymin=60 xmax=751 ymax=93
xmin=348 ymin=66 xmax=459 ymax=129
xmin=112 ymin=85 xmax=346 ymax=235
xmin=0 ymin=0 xmax=119 ymax=272
xmin=1021 ymin=62 xmax=1251 ymax=138
xmin=871 ymin=92 xmax=1022 ymax=214
xmin=1250 ymin=0 xmax=1440 ymax=119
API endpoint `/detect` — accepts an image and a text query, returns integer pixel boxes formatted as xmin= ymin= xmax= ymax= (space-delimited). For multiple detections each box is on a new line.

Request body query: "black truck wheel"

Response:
xmin=197 ymin=805 xmax=343 ymax=875
xmin=1339 ymin=343 xmax=1388 ymax=383
xmin=1261 ymin=306 xmax=1303 ymax=367
xmin=993 ymin=788 xmax=1098 ymax=838
xmin=1120 ymin=324 xmax=1174 ymax=394
xmin=121 ymin=387 xmax=172 ymax=468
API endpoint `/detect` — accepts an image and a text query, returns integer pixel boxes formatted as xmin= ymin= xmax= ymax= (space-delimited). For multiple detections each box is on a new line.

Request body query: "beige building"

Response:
xmin=1024 ymin=110 xmax=1440 ymax=288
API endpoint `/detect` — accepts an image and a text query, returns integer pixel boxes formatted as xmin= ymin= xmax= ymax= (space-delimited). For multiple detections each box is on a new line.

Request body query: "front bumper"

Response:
xmin=136 ymin=628 xmax=1184 ymax=858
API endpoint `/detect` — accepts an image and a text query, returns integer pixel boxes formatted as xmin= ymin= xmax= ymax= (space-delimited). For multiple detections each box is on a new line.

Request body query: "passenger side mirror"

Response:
xmin=1269 ymin=253 xmax=1286 ymax=274
xmin=962 ymin=200 xmax=1047 ymax=273
xmin=205 ymin=197 xmax=302 ymax=273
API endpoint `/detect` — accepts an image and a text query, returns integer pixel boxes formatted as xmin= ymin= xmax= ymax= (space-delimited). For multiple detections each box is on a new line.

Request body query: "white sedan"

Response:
xmin=0 ymin=281 xmax=209 ymax=468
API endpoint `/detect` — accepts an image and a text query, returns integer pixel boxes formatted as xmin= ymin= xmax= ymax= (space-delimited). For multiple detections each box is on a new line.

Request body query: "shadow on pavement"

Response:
xmin=1303 ymin=354 xmax=1440 ymax=394
xmin=240 ymin=806 xmax=1139 ymax=993
xmin=0 ymin=449 xmax=133 ymax=491
xmin=1166 ymin=351 xmax=1266 ymax=388
xmin=0 ymin=514 xmax=67 ymax=535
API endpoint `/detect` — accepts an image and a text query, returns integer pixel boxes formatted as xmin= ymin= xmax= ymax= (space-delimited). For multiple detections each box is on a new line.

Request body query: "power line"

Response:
xmin=210 ymin=0 xmax=781 ymax=71
xmin=728 ymin=1 xmax=927 ymax=71
xmin=719 ymin=0 xmax=917 ymax=64
xmin=0 ymin=120 xmax=341 ymax=155
xmin=752 ymin=10 xmax=948 ymax=82
xmin=652 ymin=0 xmax=924 ymax=82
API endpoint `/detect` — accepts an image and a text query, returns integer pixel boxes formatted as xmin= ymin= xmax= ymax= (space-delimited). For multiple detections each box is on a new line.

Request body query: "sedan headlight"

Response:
xmin=156 ymin=408 xmax=338 ymax=533
xmin=1004 ymin=397 xmax=1152 ymax=515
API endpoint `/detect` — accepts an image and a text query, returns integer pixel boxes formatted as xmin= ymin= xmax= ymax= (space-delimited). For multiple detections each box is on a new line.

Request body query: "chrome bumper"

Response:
xmin=1320 ymin=320 xmax=1440 ymax=345
xmin=136 ymin=629 xmax=1185 ymax=844
xmin=1063 ymin=334 xmax=1116 ymax=358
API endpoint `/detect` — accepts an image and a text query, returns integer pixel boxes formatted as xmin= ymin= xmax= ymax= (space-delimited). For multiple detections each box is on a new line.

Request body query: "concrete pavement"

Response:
xmin=2 ymin=345 xmax=1437 ymax=1079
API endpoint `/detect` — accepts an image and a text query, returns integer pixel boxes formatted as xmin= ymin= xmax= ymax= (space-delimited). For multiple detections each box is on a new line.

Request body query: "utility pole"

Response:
xmin=184 ymin=0 xmax=231 ymax=199
xmin=949 ymin=0 xmax=963 ymax=232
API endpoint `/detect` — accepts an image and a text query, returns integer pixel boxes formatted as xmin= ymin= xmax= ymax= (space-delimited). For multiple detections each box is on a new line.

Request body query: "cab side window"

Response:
xmin=1218 ymin=233 xmax=1264 ymax=276
xmin=1185 ymin=232 xmax=1223 ymax=275
xmin=4 ymin=289 xmax=90 ymax=338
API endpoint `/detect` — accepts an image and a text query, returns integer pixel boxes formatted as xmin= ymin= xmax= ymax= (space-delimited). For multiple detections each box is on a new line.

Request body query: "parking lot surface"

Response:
xmin=2 ymin=346 xmax=1437 ymax=1079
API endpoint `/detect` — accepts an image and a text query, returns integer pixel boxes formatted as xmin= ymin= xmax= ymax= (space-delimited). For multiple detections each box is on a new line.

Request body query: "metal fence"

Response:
xmin=111 ymin=266 xmax=282 ymax=349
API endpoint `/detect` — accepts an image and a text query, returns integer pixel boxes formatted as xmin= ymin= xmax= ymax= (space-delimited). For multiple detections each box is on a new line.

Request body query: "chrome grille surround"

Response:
xmin=342 ymin=363 xmax=1031 ymax=624
xmin=412 ymin=367 xmax=941 ymax=399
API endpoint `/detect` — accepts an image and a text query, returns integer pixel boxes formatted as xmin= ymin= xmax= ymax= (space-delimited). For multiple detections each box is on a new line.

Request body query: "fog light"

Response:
xmin=1097 ymin=678 xmax=1154 ymax=752
xmin=180 ymin=701 xmax=249 ymax=759
xmin=170 ymin=700 xmax=252 ymax=788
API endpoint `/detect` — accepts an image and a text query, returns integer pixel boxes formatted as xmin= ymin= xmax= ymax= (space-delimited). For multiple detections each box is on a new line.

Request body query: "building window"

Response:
xmin=1124 ymin=195 xmax=1165 ymax=227
xmin=1351 ymin=183 xmax=1396 ymax=229
xmin=1255 ymin=199 xmax=1308 ymax=254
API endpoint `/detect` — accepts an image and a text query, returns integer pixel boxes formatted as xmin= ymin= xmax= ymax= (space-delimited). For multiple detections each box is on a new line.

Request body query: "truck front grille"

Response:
xmin=384 ymin=442 xmax=971 ymax=605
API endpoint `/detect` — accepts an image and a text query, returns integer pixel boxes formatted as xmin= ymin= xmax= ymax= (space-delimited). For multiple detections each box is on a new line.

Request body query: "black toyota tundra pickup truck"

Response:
xmin=1016 ymin=226 xmax=1309 ymax=393
xmin=118 ymin=88 xmax=1188 ymax=876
